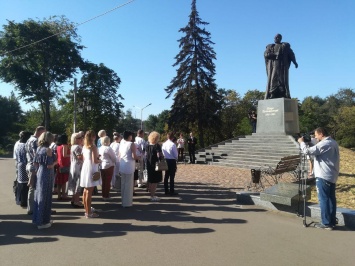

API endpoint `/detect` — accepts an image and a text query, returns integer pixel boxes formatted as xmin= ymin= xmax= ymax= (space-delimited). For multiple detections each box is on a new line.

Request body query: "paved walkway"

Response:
xmin=0 ymin=158 xmax=354 ymax=266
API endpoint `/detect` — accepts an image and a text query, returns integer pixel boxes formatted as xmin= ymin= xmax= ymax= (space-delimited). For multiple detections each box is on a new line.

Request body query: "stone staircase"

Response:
xmin=195 ymin=133 xmax=301 ymax=169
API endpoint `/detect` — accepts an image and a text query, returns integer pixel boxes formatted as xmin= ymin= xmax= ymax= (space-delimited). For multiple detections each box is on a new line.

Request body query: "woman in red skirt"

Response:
xmin=56 ymin=134 xmax=71 ymax=200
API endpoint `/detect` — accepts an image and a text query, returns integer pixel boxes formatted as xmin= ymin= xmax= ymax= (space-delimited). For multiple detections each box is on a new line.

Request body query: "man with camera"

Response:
xmin=298 ymin=127 xmax=339 ymax=230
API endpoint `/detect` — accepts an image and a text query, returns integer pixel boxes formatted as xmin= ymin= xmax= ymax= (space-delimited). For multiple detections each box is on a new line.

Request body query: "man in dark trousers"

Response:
xmin=187 ymin=132 xmax=197 ymax=164
xmin=162 ymin=132 xmax=178 ymax=195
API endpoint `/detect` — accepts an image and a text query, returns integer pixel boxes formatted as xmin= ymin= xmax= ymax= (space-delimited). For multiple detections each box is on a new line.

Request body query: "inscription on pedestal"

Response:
xmin=262 ymin=107 xmax=279 ymax=116
xmin=257 ymin=98 xmax=299 ymax=134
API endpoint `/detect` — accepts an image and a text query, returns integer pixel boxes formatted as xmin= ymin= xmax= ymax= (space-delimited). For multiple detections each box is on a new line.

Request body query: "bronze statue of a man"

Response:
xmin=264 ymin=34 xmax=298 ymax=99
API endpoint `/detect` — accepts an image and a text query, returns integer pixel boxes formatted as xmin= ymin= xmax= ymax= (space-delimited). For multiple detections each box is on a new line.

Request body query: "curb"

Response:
xmin=236 ymin=191 xmax=355 ymax=229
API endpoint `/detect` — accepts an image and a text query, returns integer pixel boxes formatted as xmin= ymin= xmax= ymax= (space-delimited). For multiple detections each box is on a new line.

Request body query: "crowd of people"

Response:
xmin=12 ymin=125 xmax=340 ymax=231
xmin=13 ymin=127 xmax=196 ymax=229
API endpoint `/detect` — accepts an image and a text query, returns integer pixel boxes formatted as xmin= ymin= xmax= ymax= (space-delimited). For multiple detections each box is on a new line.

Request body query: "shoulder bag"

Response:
xmin=58 ymin=166 xmax=70 ymax=174
xmin=91 ymin=148 xmax=101 ymax=181
xmin=155 ymin=159 xmax=168 ymax=171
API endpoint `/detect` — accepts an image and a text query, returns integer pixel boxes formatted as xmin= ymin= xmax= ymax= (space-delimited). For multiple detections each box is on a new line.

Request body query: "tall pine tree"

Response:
xmin=165 ymin=0 xmax=221 ymax=148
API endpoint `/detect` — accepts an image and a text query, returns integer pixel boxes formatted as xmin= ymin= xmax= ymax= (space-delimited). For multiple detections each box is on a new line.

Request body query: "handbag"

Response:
xmin=92 ymin=171 xmax=101 ymax=181
xmin=58 ymin=166 xmax=70 ymax=174
xmin=143 ymin=169 xmax=148 ymax=182
xmin=155 ymin=159 xmax=168 ymax=171
xmin=92 ymin=162 xmax=101 ymax=181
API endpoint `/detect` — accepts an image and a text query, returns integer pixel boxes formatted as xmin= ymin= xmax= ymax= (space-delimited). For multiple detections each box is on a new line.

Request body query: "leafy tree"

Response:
xmin=217 ymin=89 xmax=264 ymax=138
xmin=145 ymin=114 xmax=159 ymax=133
xmin=217 ymin=89 xmax=241 ymax=139
xmin=165 ymin=0 xmax=221 ymax=148
xmin=145 ymin=110 xmax=170 ymax=134
xmin=76 ymin=62 xmax=124 ymax=134
xmin=299 ymin=96 xmax=327 ymax=133
xmin=0 ymin=16 xmax=84 ymax=130
xmin=0 ymin=92 xmax=23 ymax=149
xmin=236 ymin=117 xmax=253 ymax=136
xmin=333 ymin=106 xmax=355 ymax=148
xmin=318 ymin=88 xmax=355 ymax=138
xmin=22 ymin=108 xmax=43 ymax=132
xmin=22 ymin=103 xmax=68 ymax=135
xmin=241 ymin=89 xmax=265 ymax=112
xmin=334 ymin=88 xmax=355 ymax=107
xmin=236 ymin=89 xmax=264 ymax=134
xmin=116 ymin=110 xmax=139 ymax=134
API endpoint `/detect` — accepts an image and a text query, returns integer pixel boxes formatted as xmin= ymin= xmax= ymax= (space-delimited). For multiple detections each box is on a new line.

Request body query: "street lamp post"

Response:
xmin=133 ymin=103 xmax=152 ymax=131
xmin=73 ymin=79 xmax=78 ymax=133
xmin=78 ymin=98 xmax=92 ymax=131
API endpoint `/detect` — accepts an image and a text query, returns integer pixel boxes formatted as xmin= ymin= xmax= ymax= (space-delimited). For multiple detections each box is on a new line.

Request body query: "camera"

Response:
xmin=302 ymin=133 xmax=311 ymax=143
xmin=294 ymin=133 xmax=312 ymax=143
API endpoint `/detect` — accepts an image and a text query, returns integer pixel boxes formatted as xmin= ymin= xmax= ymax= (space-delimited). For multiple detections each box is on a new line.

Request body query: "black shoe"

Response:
xmin=165 ymin=191 xmax=170 ymax=195
xmin=71 ymin=201 xmax=82 ymax=208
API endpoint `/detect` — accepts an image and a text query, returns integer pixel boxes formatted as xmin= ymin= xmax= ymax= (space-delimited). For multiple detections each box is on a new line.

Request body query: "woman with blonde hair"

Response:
xmin=33 ymin=132 xmax=56 ymax=229
xmin=97 ymin=129 xmax=106 ymax=148
xmin=68 ymin=133 xmax=84 ymax=208
xmin=146 ymin=131 xmax=163 ymax=202
xmin=80 ymin=130 xmax=101 ymax=218
xmin=99 ymin=136 xmax=116 ymax=200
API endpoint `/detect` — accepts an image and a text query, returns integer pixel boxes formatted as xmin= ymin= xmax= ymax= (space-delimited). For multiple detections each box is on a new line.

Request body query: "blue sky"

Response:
xmin=1 ymin=0 xmax=354 ymax=120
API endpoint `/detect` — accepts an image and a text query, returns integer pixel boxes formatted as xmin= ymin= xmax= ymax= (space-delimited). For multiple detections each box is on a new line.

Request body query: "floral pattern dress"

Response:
xmin=32 ymin=146 xmax=55 ymax=226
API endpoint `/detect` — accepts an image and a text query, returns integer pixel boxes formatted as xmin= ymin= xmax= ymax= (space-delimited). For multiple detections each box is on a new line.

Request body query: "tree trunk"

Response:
xmin=45 ymin=98 xmax=51 ymax=131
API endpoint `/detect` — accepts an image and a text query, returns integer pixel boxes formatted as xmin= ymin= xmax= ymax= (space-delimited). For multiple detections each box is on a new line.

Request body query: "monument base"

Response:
xmin=257 ymin=98 xmax=299 ymax=135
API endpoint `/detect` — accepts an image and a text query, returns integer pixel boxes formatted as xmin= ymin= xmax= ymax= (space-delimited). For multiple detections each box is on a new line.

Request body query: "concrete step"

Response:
xmin=211 ymin=161 xmax=273 ymax=169
xmin=210 ymin=146 xmax=298 ymax=151
xmin=219 ymin=141 xmax=298 ymax=146
xmin=225 ymin=143 xmax=298 ymax=148
xmin=222 ymin=154 xmax=297 ymax=161
xmin=209 ymin=148 xmax=299 ymax=155
xmin=196 ymin=133 xmax=301 ymax=169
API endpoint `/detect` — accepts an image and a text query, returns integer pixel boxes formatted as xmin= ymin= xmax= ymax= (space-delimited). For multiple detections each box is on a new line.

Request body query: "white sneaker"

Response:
xmin=91 ymin=207 xmax=102 ymax=212
xmin=38 ymin=220 xmax=53 ymax=229
xmin=150 ymin=196 xmax=160 ymax=202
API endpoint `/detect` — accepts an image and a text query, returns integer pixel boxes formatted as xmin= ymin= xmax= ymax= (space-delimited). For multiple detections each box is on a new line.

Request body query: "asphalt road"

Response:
xmin=0 ymin=157 xmax=354 ymax=266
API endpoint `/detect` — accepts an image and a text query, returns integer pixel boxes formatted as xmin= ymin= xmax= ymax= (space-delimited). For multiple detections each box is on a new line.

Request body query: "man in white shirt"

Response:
xmin=162 ymin=132 xmax=178 ymax=195
xmin=135 ymin=129 xmax=146 ymax=188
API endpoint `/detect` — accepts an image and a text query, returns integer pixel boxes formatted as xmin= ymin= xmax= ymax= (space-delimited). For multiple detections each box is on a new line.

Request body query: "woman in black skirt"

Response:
xmin=145 ymin=131 xmax=163 ymax=202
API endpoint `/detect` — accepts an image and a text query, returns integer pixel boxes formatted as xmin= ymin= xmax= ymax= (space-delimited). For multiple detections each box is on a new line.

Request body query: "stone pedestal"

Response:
xmin=257 ymin=98 xmax=299 ymax=135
